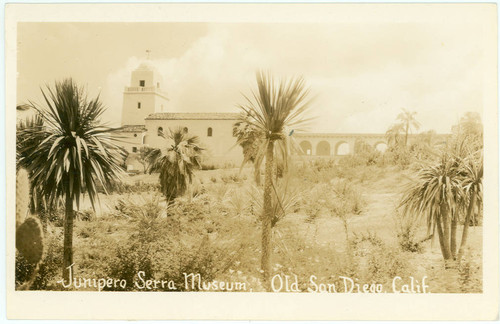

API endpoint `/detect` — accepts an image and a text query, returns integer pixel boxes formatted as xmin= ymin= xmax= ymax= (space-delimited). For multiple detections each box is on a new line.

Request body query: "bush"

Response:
xmin=394 ymin=211 xmax=425 ymax=253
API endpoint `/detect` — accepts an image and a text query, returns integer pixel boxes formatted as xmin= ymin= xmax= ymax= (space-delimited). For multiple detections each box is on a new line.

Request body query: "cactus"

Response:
xmin=16 ymin=217 xmax=44 ymax=265
xmin=16 ymin=168 xmax=30 ymax=228
xmin=15 ymin=168 xmax=45 ymax=290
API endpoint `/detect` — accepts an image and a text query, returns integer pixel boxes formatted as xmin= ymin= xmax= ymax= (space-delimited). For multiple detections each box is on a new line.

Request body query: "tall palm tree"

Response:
xmin=400 ymin=153 xmax=463 ymax=266
xmin=18 ymin=78 xmax=126 ymax=283
xmin=146 ymin=127 xmax=204 ymax=201
xmin=236 ymin=71 xmax=313 ymax=287
xmin=397 ymin=108 xmax=421 ymax=147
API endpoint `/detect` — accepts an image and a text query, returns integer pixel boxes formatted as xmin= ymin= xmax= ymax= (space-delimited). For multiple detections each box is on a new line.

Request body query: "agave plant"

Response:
xmin=19 ymin=78 xmax=126 ymax=282
xmin=236 ymin=71 xmax=313 ymax=287
xmin=146 ymin=127 xmax=204 ymax=202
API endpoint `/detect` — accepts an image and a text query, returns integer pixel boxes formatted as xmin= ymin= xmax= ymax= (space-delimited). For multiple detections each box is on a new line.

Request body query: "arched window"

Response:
xmin=207 ymin=127 xmax=213 ymax=137
xmin=157 ymin=127 xmax=163 ymax=136
xmin=183 ymin=127 xmax=188 ymax=134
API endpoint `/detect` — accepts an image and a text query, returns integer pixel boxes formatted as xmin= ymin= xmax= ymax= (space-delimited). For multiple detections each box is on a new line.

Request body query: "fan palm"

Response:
xmin=397 ymin=108 xmax=421 ymax=147
xmin=236 ymin=71 xmax=313 ymax=287
xmin=18 ymin=78 xmax=126 ymax=283
xmin=146 ymin=127 xmax=204 ymax=202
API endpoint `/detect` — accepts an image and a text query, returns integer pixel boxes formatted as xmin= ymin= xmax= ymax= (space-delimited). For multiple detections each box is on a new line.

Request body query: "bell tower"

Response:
xmin=121 ymin=53 xmax=169 ymax=126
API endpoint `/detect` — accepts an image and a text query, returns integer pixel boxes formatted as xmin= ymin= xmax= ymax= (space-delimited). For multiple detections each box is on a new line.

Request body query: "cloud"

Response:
xmin=102 ymin=23 xmax=484 ymax=134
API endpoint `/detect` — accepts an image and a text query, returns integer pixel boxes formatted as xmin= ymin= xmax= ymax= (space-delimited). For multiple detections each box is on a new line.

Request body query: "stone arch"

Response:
xmin=316 ymin=141 xmax=331 ymax=156
xmin=374 ymin=141 xmax=388 ymax=153
xmin=335 ymin=141 xmax=350 ymax=156
xmin=299 ymin=140 xmax=312 ymax=155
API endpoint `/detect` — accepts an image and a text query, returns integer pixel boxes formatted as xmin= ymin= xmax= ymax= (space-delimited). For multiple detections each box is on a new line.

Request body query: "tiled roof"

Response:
xmin=120 ymin=125 xmax=147 ymax=133
xmin=146 ymin=112 xmax=241 ymax=120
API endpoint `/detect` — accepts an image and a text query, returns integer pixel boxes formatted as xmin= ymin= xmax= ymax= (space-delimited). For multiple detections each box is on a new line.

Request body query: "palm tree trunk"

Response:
xmin=457 ymin=189 xmax=477 ymax=262
xmin=404 ymin=122 xmax=409 ymax=147
xmin=440 ymin=203 xmax=453 ymax=266
xmin=435 ymin=213 xmax=448 ymax=259
xmin=63 ymin=186 xmax=74 ymax=284
xmin=450 ymin=214 xmax=457 ymax=260
xmin=261 ymin=140 xmax=274 ymax=290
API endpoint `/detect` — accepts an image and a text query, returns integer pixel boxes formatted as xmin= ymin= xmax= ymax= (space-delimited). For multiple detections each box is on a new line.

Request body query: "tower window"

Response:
xmin=134 ymin=134 xmax=137 ymax=137
xmin=139 ymin=80 xmax=145 ymax=87
xmin=207 ymin=127 xmax=213 ymax=137
xmin=132 ymin=147 xmax=137 ymax=153
xmin=137 ymin=102 xmax=141 ymax=109
xmin=183 ymin=127 xmax=188 ymax=133
xmin=157 ymin=127 xmax=163 ymax=136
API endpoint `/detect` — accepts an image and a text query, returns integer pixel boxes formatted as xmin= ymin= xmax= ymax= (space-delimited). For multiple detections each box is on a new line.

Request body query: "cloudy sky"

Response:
xmin=17 ymin=21 xmax=486 ymax=133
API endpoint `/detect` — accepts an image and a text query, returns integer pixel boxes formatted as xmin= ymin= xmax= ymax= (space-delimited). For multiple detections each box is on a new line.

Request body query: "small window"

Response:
xmin=134 ymin=134 xmax=137 ymax=137
xmin=157 ymin=82 xmax=160 ymax=88
xmin=207 ymin=127 xmax=213 ymax=137
xmin=132 ymin=147 xmax=137 ymax=153
xmin=157 ymin=127 xmax=163 ymax=136
xmin=139 ymin=80 xmax=145 ymax=87
xmin=137 ymin=102 xmax=141 ymax=109
xmin=183 ymin=127 xmax=188 ymax=133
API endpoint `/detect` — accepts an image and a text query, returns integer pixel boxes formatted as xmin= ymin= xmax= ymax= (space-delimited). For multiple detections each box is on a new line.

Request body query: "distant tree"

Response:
xmin=19 ymin=79 xmax=126 ymax=283
xmin=236 ymin=71 xmax=312 ymax=288
xmin=137 ymin=146 xmax=155 ymax=173
xmin=452 ymin=112 xmax=483 ymax=152
xmin=385 ymin=123 xmax=405 ymax=148
xmin=146 ymin=127 xmax=204 ymax=202
xmin=397 ymin=108 xmax=421 ymax=147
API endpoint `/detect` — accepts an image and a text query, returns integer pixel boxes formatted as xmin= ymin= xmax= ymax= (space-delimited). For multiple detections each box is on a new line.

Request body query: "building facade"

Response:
xmin=119 ymin=61 xmax=243 ymax=171
xmin=118 ymin=60 xmax=404 ymax=172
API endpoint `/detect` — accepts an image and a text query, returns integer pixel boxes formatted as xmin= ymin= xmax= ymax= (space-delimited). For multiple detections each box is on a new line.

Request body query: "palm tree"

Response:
xmin=233 ymin=117 xmax=265 ymax=185
xmin=385 ymin=123 xmax=405 ymax=148
xmin=397 ymin=108 xmax=421 ymax=147
xmin=457 ymin=151 xmax=483 ymax=262
xmin=236 ymin=71 xmax=313 ymax=287
xmin=400 ymin=153 xmax=463 ymax=266
xmin=17 ymin=114 xmax=45 ymax=214
xmin=146 ymin=127 xmax=204 ymax=202
xmin=18 ymin=78 xmax=126 ymax=283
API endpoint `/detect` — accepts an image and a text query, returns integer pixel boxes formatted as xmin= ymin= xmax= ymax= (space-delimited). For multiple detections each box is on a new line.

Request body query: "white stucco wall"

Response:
xmin=144 ymin=118 xmax=243 ymax=166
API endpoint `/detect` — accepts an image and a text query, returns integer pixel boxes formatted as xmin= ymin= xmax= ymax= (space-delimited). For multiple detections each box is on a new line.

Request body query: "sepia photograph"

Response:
xmin=5 ymin=2 xmax=498 ymax=320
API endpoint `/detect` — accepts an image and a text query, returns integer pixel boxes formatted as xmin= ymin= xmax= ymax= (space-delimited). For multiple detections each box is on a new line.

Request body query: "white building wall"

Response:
xmin=145 ymin=119 xmax=243 ymax=166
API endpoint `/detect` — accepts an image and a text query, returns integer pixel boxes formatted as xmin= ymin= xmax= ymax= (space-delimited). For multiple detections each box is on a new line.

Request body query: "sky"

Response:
xmin=16 ymin=21 xmax=486 ymax=133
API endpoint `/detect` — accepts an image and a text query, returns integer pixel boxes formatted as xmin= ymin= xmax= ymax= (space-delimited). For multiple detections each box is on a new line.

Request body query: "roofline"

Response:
xmin=145 ymin=113 xmax=240 ymax=120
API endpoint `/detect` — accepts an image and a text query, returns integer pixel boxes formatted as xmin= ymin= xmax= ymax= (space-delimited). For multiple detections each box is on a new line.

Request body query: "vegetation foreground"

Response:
xmin=16 ymin=161 xmax=482 ymax=293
